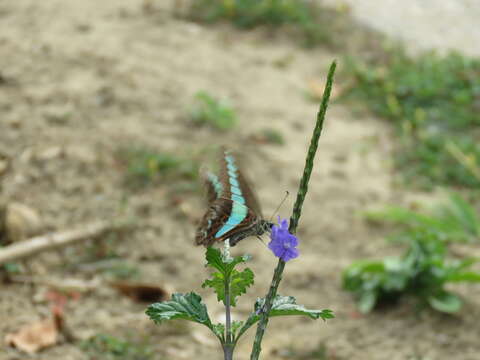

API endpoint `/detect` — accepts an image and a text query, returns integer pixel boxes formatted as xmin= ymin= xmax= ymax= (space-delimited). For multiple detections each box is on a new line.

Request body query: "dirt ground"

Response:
xmin=1 ymin=1 xmax=479 ymax=359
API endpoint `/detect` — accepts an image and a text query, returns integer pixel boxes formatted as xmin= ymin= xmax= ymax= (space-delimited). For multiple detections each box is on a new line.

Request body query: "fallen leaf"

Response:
xmin=109 ymin=281 xmax=169 ymax=303
xmin=5 ymin=317 xmax=60 ymax=354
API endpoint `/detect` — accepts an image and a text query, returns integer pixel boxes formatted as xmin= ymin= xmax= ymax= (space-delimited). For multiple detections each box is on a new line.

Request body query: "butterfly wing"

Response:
xmin=219 ymin=147 xmax=263 ymax=216
xmin=195 ymin=198 xmax=259 ymax=247
xmin=202 ymin=171 xmax=224 ymax=205
xmin=195 ymin=147 xmax=264 ymax=247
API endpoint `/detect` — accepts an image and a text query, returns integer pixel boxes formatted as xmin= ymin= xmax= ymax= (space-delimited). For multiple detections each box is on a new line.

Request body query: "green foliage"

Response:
xmin=147 ymin=248 xmax=333 ymax=346
xmin=191 ymin=91 xmax=237 ymax=131
xmin=202 ymin=247 xmax=254 ymax=306
xmin=146 ymin=292 xmax=213 ymax=326
xmin=147 ymin=63 xmax=336 ymax=359
xmin=202 ymin=268 xmax=254 ymax=306
xmin=205 ymin=246 xmax=251 ymax=275
xmin=119 ymin=147 xmax=198 ymax=188
xmin=103 ymin=262 xmax=140 ymax=280
xmin=344 ymin=195 xmax=480 ymax=313
xmin=260 ymin=128 xmax=285 ymax=145
xmin=188 ymin=0 xmax=331 ymax=47
xmin=234 ymin=295 xmax=334 ymax=342
xmin=81 ymin=334 xmax=153 ymax=360
xmin=343 ymin=49 xmax=480 ymax=188
xmin=366 ymin=193 xmax=480 ymax=243
xmin=256 ymin=295 xmax=334 ymax=320
xmin=3 ymin=262 xmax=22 ymax=274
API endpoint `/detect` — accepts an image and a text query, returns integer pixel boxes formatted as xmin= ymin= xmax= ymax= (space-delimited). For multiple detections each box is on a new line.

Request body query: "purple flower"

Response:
xmin=268 ymin=217 xmax=299 ymax=262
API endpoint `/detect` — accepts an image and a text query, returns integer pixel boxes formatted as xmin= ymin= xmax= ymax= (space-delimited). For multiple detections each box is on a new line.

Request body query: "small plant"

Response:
xmin=146 ymin=62 xmax=337 ymax=360
xmin=118 ymin=147 xmax=198 ymax=188
xmin=103 ymin=261 xmax=140 ymax=280
xmin=81 ymin=334 xmax=153 ymax=360
xmin=344 ymin=194 xmax=480 ymax=313
xmin=342 ymin=49 xmax=480 ymax=189
xmin=191 ymin=91 xmax=237 ymax=131
xmin=251 ymin=128 xmax=285 ymax=145
xmin=260 ymin=128 xmax=285 ymax=145
xmin=188 ymin=0 xmax=332 ymax=47
xmin=366 ymin=193 xmax=480 ymax=243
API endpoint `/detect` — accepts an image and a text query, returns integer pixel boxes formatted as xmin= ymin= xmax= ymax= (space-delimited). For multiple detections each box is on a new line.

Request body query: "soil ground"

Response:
xmin=1 ymin=1 xmax=479 ymax=359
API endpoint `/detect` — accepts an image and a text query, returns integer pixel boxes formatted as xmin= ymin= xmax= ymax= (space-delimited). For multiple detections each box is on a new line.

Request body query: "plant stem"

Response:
xmin=249 ymin=60 xmax=336 ymax=360
xmin=225 ymin=278 xmax=232 ymax=341
xmin=249 ymin=259 xmax=285 ymax=360
xmin=223 ymin=240 xmax=234 ymax=360
xmin=289 ymin=61 xmax=336 ymax=234
xmin=223 ymin=346 xmax=233 ymax=360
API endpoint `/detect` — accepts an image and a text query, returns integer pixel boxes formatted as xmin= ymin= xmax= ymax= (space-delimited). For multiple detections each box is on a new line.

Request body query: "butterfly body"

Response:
xmin=195 ymin=149 xmax=272 ymax=247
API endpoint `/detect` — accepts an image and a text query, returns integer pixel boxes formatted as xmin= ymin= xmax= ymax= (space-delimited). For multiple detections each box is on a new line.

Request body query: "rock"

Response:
xmin=0 ymin=158 xmax=8 ymax=176
xmin=0 ymin=151 xmax=9 ymax=176
xmin=4 ymin=202 xmax=43 ymax=243
xmin=37 ymin=146 xmax=64 ymax=161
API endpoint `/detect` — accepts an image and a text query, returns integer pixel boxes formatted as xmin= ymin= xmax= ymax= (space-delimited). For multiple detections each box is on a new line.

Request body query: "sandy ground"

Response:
xmin=1 ymin=1 xmax=479 ymax=359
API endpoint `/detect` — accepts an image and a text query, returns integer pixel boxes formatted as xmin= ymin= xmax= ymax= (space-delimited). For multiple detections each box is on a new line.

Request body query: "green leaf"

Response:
xmin=444 ymin=193 xmax=480 ymax=237
xmin=230 ymin=268 xmax=254 ymax=305
xmin=447 ymin=271 xmax=480 ymax=283
xmin=205 ymin=247 xmax=225 ymax=272
xmin=428 ymin=291 xmax=462 ymax=313
xmin=235 ymin=295 xmax=334 ymax=342
xmin=202 ymin=272 xmax=224 ymax=303
xmin=366 ymin=207 xmax=444 ymax=231
xmin=358 ymin=291 xmax=377 ymax=313
xmin=202 ymin=268 xmax=254 ymax=306
xmin=146 ymin=292 xmax=213 ymax=328
xmin=262 ymin=296 xmax=334 ymax=320
xmin=205 ymin=247 xmax=250 ymax=277
xmin=231 ymin=320 xmax=243 ymax=337
xmin=212 ymin=323 xmax=225 ymax=340
xmin=455 ymin=257 xmax=480 ymax=270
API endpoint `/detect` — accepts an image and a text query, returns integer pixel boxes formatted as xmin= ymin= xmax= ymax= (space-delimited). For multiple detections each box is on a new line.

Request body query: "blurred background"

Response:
xmin=1 ymin=1 xmax=479 ymax=359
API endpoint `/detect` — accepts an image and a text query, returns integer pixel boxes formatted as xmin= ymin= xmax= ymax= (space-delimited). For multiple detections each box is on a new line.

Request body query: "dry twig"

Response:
xmin=0 ymin=221 xmax=128 ymax=265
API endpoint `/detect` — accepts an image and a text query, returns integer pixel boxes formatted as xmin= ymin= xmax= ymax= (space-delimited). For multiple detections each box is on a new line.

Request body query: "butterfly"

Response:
xmin=195 ymin=147 xmax=273 ymax=247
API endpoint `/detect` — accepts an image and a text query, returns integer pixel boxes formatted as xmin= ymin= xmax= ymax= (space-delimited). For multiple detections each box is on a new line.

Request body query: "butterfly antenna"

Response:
xmin=269 ymin=190 xmax=289 ymax=222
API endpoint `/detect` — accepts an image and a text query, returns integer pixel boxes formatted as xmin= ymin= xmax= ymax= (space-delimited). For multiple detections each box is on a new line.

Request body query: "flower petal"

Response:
xmin=268 ymin=217 xmax=299 ymax=262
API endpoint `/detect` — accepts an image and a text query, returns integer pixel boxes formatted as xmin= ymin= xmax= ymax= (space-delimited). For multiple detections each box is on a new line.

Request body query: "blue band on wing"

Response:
xmin=215 ymin=154 xmax=250 ymax=238
xmin=215 ymin=201 xmax=248 ymax=237
xmin=208 ymin=173 xmax=223 ymax=197
xmin=230 ymin=178 xmax=239 ymax=188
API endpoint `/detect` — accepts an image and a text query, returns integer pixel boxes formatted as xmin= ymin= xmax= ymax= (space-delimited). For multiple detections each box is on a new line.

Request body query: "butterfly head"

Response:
xmin=228 ymin=218 xmax=273 ymax=247
xmin=260 ymin=219 xmax=274 ymax=235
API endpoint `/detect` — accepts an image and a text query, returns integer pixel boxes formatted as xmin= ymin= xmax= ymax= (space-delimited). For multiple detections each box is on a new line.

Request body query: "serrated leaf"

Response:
xmin=230 ymin=268 xmax=254 ymax=306
xmin=231 ymin=320 xmax=243 ymax=337
xmin=260 ymin=296 xmax=334 ymax=320
xmin=202 ymin=272 xmax=225 ymax=303
xmin=428 ymin=291 xmax=462 ymax=313
xmin=146 ymin=292 xmax=212 ymax=328
xmin=212 ymin=323 xmax=225 ymax=340
xmin=205 ymin=248 xmax=225 ymax=273
xmin=205 ymin=247 xmax=250 ymax=277
xmin=202 ymin=268 xmax=254 ymax=306
xmin=235 ymin=295 xmax=333 ymax=342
